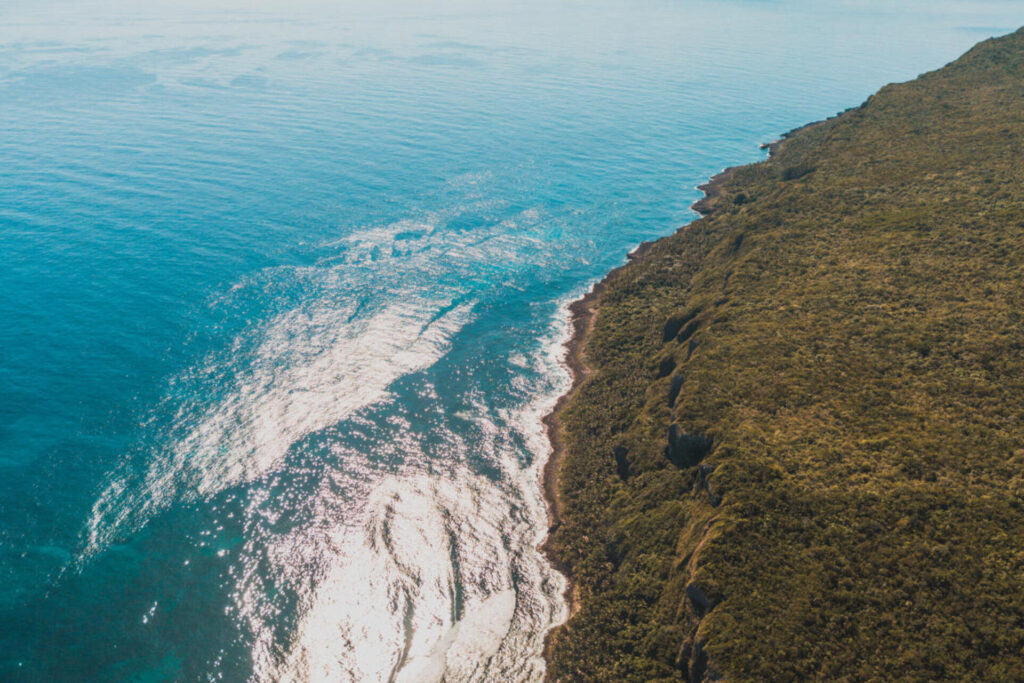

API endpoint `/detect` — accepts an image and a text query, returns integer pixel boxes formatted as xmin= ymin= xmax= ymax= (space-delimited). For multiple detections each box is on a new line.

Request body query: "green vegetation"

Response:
xmin=545 ymin=28 xmax=1024 ymax=681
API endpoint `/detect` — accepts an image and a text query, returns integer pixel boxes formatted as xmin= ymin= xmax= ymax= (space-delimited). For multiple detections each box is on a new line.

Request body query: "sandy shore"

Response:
xmin=540 ymin=238 xmax=658 ymax=530
xmin=537 ymin=124 xmax=817 ymax=623
xmin=536 ymin=116 xmax=831 ymax=655
xmin=540 ymin=164 xmax=733 ymax=532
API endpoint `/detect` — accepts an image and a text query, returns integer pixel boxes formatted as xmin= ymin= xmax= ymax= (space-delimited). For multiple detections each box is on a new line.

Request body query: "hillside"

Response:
xmin=544 ymin=27 xmax=1024 ymax=681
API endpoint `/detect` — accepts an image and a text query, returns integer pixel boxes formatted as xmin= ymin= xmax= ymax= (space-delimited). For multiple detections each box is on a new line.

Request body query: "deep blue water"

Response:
xmin=1 ymin=1 xmax=1020 ymax=680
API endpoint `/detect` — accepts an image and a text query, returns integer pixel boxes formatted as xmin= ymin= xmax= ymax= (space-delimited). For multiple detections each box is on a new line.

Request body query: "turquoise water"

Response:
xmin=1 ymin=1 xmax=1019 ymax=679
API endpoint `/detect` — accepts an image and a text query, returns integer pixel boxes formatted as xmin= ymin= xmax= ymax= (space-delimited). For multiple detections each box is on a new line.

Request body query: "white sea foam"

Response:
xmin=237 ymin=403 xmax=568 ymax=682
xmin=84 ymin=280 xmax=474 ymax=555
xmin=233 ymin=304 xmax=574 ymax=682
xmin=81 ymin=207 xmax=571 ymax=681
xmin=249 ymin=470 xmax=522 ymax=682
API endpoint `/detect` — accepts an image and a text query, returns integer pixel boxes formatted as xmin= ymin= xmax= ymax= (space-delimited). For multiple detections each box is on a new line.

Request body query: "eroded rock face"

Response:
xmin=668 ymin=372 xmax=685 ymax=407
xmin=665 ymin=424 xmax=712 ymax=469
xmin=689 ymin=638 xmax=709 ymax=683
xmin=613 ymin=445 xmax=630 ymax=480
xmin=686 ymin=583 xmax=712 ymax=617
xmin=663 ymin=309 xmax=700 ymax=342
xmin=676 ymin=318 xmax=701 ymax=345
xmin=679 ymin=582 xmax=722 ymax=682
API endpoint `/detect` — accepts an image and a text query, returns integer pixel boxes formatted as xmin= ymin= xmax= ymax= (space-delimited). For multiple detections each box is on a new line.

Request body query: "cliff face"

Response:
xmin=545 ymin=28 xmax=1024 ymax=681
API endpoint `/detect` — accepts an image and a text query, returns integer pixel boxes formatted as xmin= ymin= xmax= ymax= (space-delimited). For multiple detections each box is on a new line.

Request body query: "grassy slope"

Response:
xmin=545 ymin=28 xmax=1024 ymax=682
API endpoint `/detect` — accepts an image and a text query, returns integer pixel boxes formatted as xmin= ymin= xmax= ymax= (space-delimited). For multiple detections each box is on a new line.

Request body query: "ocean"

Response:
xmin=1 ymin=0 xmax=1018 ymax=679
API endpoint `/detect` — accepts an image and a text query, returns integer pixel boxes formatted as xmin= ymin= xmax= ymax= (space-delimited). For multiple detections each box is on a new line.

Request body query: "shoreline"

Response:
xmin=539 ymin=239 xmax=656 ymax=529
xmin=539 ymin=164 xmax=732 ymax=530
xmin=538 ymin=241 xmax=656 ymax=623
xmin=537 ymin=173 xmax=724 ymax=630
xmin=538 ymin=123 xmax=815 ymax=624
xmin=538 ymin=28 xmax=1024 ymax=677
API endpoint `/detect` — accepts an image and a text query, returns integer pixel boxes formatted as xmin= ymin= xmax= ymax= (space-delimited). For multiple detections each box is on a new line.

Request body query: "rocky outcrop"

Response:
xmin=665 ymin=424 xmax=712 ymax=469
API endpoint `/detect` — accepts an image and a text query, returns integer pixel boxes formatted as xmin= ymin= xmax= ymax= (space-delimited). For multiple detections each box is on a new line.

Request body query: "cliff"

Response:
xmin=544 ymin=28 xmax=1024 ymax=681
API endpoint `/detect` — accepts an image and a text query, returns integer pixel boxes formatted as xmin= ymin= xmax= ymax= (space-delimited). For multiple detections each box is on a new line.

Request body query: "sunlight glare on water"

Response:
xmin=1 ymin=0 xmax=1020 ymax=679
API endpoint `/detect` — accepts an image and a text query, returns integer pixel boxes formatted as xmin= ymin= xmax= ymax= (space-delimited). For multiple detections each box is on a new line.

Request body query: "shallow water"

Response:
xmin=1 ymin=0 xmax=1019 ymax=679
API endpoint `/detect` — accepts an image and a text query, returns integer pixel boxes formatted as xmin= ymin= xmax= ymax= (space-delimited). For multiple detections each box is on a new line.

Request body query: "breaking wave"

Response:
xmin=81 ymin=202 xmax=570 ymax=680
